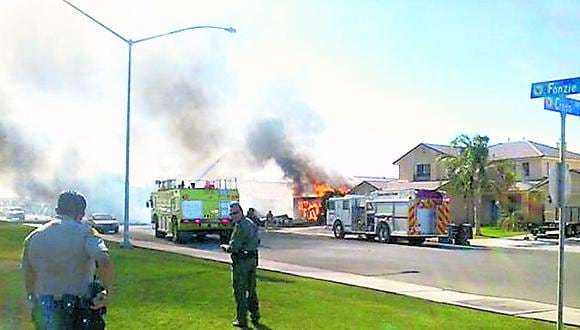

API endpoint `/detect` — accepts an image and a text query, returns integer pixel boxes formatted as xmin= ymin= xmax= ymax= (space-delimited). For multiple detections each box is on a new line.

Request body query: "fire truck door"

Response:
xmin=341 ymin=199 xmax=352 ymax=229
xmin=417 ymin=207 xmax=436 ymax=235
xmin=352 ymin=199 xmax=365 ymax=231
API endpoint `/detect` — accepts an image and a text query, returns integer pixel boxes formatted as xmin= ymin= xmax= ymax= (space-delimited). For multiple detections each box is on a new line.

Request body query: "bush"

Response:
xmin=498 ymin=210 xmax=522 ymax=231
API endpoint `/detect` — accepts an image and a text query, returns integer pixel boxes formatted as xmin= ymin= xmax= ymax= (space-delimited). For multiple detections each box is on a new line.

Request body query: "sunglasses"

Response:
xmin=229 ymin=210 xmax=241 ymax=215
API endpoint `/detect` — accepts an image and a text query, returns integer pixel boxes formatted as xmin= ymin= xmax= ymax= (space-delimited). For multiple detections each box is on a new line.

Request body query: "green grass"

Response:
xmin=0 ymin=223 xmax=568 ymax=329
xmin=476 ymin=226 xmax=526 ymax=239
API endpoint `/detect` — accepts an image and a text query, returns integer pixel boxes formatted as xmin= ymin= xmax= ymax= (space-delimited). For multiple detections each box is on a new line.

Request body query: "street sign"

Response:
xmin=530 ymin=76 xmax=578 ymax=330
xmin=549 ymin=163 xmax=571 ymax=208
xmin=531 ymin=77 xmax=580 ymax=98
xmin=544 ymin=96 xmax=580 ymax=117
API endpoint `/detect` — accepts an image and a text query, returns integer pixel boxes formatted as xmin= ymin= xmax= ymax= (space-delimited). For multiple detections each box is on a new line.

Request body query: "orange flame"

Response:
xmin=297 ymin=199 xmax=322 ymax=222
xmin=311 ymin=182 xmax=351 ymax=198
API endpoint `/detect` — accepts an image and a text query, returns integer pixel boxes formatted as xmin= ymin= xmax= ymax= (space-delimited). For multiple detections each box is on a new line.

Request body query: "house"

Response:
xmin=392 ymin=140 xmax=580 ymax=225
xmin=349 ymin=177 xmax=397 ymax=195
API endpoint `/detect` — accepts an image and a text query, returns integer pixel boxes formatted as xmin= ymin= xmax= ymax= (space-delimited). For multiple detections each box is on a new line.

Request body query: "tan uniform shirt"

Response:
xmin=22 ymin=215 xmax=109 ymax=297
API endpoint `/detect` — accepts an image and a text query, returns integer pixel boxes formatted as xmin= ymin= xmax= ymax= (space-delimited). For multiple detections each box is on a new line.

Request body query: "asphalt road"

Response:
xmin=121 ymin=226 xmax=580 ymax=308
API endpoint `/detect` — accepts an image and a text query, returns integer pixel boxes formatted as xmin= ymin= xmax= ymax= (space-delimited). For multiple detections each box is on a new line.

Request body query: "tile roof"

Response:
xmin=393 ymin=143 xmax=460 ymax=164
xmin=379 ymin=180 xmax=448 ymax=191
xmin=366 ymin=179 xmax=398 ymax=190
xmin=395 ymin=140 xmax=580 ymax=164
xmin=488 ymin=140 xmax=580 ymax=161
xmin=424 ymin=143 xmax=461 ymax=157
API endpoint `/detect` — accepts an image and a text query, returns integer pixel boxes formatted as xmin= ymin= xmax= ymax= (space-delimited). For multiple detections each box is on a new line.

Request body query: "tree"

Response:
xmin=439 ymin=134 xmax=516 ymax=235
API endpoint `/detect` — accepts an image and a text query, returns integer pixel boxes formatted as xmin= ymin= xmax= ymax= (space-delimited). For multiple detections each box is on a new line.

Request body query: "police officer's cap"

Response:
xmin=56 ymin=191 xmax=87 ymax=217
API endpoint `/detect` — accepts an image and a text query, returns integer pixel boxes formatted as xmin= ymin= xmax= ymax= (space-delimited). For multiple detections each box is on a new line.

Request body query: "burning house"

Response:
xmin=245 ymin=118 xmax=352 ymax=223
xmin=293 ymin=181 xmax=350 ymax=223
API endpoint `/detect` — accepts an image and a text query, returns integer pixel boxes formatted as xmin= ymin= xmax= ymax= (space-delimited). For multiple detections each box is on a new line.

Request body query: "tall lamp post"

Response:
xmin=62 ymin=0 xmax=236 ymax=248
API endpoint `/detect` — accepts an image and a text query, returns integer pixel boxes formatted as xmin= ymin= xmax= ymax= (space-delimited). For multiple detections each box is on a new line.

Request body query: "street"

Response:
xmin=122 ymin=225 xmax=580 ymax=308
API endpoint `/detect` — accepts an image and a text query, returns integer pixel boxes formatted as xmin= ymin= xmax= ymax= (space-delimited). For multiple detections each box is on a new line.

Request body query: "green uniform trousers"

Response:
xmin=232 ymin=254 xmax=259 ymax=323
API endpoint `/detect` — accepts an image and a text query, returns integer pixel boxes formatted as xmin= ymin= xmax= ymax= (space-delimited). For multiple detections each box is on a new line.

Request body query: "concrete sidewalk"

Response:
xmin=105 ymin=234 xmax=580 ymax=327
xmin=469 ymin=235 xmax=580 ymax=253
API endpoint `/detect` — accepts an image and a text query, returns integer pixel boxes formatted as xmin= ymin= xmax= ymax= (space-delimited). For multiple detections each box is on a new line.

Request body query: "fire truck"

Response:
xmin=146 ymin=178 xmax=239 ymax=244
xmin=326 ymin=189 xmax=450 ymax=245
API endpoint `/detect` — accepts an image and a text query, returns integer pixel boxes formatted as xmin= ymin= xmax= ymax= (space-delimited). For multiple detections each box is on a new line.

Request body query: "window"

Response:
xmin=328 ymin=201 xmax=335 ymax=210
xmin=182 ymin=201 xmax=203 ymax=219
xmin=522 ymin=162 xmax=530 ymax=177
xmin=415 ymin=164 xmax=431 ymax=181
xmin=394 ymin=202 xmax=409 ymax=217
xmin=343 ymin=200 xmax=350 ymax=210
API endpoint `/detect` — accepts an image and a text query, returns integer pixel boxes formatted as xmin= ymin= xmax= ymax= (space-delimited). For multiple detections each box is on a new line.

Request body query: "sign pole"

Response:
xmin=530 ymin=76 xmax=580 ymax=328
xmin=557 ymin=110 xmax=566 ymax=329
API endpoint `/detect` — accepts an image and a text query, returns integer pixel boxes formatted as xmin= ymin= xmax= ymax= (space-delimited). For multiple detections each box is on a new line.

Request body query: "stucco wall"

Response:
xmin=397 ymin=145 xmax=446 ymax=181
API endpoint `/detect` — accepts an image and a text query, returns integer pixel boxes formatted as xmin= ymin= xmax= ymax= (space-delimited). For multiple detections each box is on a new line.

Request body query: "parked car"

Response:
xmin=1 ymin=206 xmax=25 ymax=222
xmin=85 ymin=213 xmax=120 ymax=234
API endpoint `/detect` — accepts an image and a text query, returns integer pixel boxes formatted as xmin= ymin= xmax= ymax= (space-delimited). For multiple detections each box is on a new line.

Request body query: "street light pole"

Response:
xmin=124 ymin=41 xmax=133 ymax=248
xmin=62 ymin=0 xmax=235 ymax=248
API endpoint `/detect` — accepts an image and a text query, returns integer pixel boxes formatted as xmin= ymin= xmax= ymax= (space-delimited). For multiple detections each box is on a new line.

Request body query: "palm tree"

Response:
xmin=439 ymin=134 xmax=515 ymax=235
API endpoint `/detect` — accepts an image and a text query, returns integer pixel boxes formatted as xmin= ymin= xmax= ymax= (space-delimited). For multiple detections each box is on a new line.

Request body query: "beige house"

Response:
xmin=388 ymin=140 xmax=580 ymax=225
xmin=349 ymin=177 xmax=396 ymax=195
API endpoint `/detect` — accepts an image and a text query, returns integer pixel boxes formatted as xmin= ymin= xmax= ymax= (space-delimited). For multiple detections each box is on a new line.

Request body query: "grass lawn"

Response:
xmin=476 ymin=226 xmax=526 ymax=239
xmin=0 ymin=223 xmax=567 ymax=330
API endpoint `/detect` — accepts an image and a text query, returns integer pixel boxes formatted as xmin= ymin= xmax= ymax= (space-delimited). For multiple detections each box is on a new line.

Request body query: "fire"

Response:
xmin=312 ymin=182 xmax=351 ymax=198
xmin=293 ymin=178 xmax=351 ymax=222
xmin=297 ymin=198 xmax=322 ymax=222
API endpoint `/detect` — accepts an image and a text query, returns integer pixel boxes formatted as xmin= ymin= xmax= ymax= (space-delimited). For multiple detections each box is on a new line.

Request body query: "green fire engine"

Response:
xmin=146 ymin=178 xmax=239 ymax=244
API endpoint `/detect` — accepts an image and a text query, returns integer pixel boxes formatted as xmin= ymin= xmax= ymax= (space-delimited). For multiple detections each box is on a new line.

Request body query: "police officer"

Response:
xmin=22 ymin=191 xmax=115 ymax=330
xmin=227 ymin=203 xmax=260 ymax=328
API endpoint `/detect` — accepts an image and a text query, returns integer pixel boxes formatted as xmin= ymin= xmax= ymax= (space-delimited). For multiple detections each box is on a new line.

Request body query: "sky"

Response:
xmin=1 ymin=0 xmax=580 ymax=219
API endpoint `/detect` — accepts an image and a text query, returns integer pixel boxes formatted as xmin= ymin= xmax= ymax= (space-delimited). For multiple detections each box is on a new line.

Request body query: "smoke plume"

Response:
xmin=246 ymin=118 xmax=347 ymax=195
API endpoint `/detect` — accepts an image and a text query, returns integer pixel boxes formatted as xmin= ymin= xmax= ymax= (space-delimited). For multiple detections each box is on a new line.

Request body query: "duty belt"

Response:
xmin=233 ymin=250 xmax=258 ymax=258
xmin=36 ymin=294 xmax=92 ymax=310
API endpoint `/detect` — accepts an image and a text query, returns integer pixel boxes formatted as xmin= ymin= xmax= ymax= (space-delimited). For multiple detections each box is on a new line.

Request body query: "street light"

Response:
xmin=62 ymin=0 xmax=236 ymax=248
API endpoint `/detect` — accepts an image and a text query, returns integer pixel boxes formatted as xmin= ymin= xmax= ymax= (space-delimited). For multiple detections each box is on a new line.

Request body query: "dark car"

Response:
xmin=85 ymin=213 xmax=120 ymax=234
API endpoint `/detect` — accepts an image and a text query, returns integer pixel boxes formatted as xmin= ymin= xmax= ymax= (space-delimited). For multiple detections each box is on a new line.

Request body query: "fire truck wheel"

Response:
xmin=377 ymin=223 xmax=391 ymax=243
xmin=333 ymin=221 xmax=345 ymax=239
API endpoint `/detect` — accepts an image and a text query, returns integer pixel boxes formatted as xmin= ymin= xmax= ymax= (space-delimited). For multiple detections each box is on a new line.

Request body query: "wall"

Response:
xmin=397 ymin=145 xmax=446 ymax=181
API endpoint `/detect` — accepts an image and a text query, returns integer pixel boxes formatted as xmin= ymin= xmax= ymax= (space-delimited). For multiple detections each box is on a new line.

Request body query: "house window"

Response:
xmin=343 ymin=200 xmax=350 ymax=210
xmin=415 ymin=164 xmax=431 ymax=181
xmin=522 ymin=162 xmax=530 ymax=177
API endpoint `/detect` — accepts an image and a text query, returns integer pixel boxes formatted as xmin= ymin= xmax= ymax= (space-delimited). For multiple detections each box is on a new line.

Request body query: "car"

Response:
xmin=85 ymin=213 xmax=120 ymax=234
xmin=1 ymin=206 xmax=25 ymax=222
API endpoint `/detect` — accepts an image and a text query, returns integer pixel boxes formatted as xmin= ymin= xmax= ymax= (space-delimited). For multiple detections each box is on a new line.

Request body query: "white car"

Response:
xmin=85 ymin=213 xmax=120 ymax=234
xmin=1 ymin=206 xmax=25 ymax=222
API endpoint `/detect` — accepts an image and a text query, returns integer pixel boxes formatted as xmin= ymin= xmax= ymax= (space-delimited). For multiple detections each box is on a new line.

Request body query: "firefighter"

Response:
xmin=226 ymin=203 xmax=260 ymax=328
xmin=266 ymin=210 xmax=273 ymax=230
xmin=22 ymin=191 xmax=115 ymax=329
